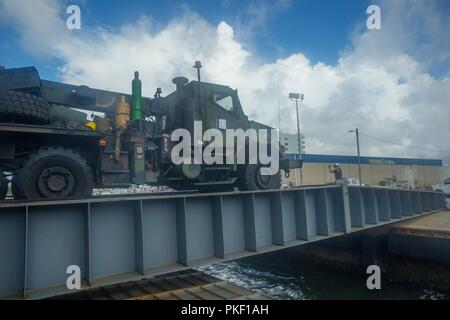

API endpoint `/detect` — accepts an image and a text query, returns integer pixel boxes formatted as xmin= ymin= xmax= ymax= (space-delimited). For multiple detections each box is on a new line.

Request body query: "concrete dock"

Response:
xmin=391 ymin=210 xmax=450 ymax=239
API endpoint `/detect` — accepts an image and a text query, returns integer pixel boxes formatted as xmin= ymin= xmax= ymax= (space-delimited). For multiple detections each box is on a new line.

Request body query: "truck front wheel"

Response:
xmin=12 ymin=147 xmax=94 ymax=200
xmin=237 ymin=164 xmax=281 ymax=191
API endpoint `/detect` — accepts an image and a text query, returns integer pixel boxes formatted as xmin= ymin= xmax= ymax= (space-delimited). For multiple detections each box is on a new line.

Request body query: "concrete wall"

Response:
xmin=442 ymin=165 xmax=450 ymax=181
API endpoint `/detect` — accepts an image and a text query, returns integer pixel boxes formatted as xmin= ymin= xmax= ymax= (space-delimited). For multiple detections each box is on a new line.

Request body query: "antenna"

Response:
xmin=193 ymin=61 xmax=202 ymax=120
xmin=193 ymin=61 xmax=202 ymax=82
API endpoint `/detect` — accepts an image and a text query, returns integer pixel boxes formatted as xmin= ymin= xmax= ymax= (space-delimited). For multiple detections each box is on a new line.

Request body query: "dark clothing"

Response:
xmin=334 ymin=168 xmax=343 ymax=180
xmin=329 ymin=165 xmax=343 ymax=181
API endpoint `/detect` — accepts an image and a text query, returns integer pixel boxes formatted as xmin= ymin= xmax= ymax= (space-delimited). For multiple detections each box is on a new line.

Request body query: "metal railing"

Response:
xmin=0 ymin=186 xmax=446 ymax=299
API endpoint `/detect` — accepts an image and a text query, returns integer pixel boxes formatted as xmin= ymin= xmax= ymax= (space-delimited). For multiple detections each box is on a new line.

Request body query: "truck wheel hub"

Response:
xmin=38 ymin=167 xmax=75 ymax=197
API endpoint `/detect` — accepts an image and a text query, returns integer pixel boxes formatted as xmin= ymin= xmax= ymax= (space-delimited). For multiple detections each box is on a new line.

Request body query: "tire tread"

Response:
xmin=0 ymin=90 xmax=50 ymax=124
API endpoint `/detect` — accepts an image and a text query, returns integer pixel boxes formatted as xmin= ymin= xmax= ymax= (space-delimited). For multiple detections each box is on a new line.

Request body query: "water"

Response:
xmin=198 ymin=253 xmax=449 ymax=300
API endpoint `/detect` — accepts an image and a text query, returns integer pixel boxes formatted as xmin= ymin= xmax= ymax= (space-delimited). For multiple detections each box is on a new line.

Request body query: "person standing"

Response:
xmin=329 ymin=163 xmax=344 ymax=184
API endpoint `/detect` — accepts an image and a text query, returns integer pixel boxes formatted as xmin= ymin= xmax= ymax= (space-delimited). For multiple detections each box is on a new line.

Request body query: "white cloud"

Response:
xmin=1 ymin=0 xmax=449 ymax=161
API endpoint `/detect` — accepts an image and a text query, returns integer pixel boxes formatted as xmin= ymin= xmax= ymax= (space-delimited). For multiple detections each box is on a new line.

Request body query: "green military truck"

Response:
xmin=0 ymin=62 xmax=301 ymax=200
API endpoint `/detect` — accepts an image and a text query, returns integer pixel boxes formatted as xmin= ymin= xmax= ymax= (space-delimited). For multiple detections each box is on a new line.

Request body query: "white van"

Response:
xmin=433 ymin=178 xmax=450 ymax=196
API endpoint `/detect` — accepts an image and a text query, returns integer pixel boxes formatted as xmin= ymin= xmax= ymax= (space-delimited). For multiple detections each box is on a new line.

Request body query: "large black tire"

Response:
xmin=197 ymin=185 xmax=235 ymax=193
xmin=0 ymin=90 xmax=50 ymax=124
xmin=12 ymin=147 xmax=94 ymax=200
xmin=237 ymin=164 xmax=281 ymax=191
xmin=0 ymin=176 xmax=8 ymax=199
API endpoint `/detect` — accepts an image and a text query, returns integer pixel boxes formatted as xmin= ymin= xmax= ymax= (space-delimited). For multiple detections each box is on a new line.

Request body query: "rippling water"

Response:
xmin=199 ymin=261 xmax=309 ymax=300
xmin=198 ymin=255 xmax=449 ymax=300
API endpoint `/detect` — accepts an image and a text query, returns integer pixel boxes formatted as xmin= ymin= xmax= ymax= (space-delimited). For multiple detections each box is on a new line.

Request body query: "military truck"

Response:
xmin=0 ymin=62 xmax=302 ymax=200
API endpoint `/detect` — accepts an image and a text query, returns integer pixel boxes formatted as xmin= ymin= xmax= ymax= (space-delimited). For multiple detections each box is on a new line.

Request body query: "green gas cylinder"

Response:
xmin=131 ymin=71 xmax=143 ymax=120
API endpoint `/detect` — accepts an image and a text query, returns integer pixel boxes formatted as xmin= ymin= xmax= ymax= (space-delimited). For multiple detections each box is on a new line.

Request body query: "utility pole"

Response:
xmin=289 ymin=92 xmax=304 ymax=186
xmin=349 ymin=128 xmax=362 ymax=186
xmin=295 ymin=99 xmax=301 ymax=159
xmin=278 ymin=90 xmax=281 ymax=135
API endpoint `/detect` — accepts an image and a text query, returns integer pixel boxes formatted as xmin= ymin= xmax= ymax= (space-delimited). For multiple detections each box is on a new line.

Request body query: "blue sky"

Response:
xmin=78 ymin=0 xmax=370 ymax=63
xmin=0 ymin=0 xmax=370 ymax=80
xmin=0 ymin=0 xmax=449 ymax=161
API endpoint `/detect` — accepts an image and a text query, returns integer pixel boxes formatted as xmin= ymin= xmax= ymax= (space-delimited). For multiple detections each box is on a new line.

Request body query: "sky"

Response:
xmin=0 ymin=0 xmax=449 ymax=162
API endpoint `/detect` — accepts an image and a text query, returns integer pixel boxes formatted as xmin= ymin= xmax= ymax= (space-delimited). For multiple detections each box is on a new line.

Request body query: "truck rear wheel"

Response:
xmin=237 ymin=164 xmax=281 ymax=191
xmin=12 ymin=147 xmax=94 ymax=200
xmin=0 ymin=90 xmax=50 ymax=124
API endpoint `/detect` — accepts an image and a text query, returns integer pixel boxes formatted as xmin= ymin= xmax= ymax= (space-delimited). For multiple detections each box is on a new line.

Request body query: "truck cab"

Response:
xmin=0 ymin=64 xmax=301 ymax=200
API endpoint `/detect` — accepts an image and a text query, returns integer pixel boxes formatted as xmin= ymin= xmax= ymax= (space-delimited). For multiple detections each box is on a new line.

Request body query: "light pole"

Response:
xmin=289 ymin=92 xmax=304 ymax=186
xmin=349 ymin=128 xmax=362 ymax=186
